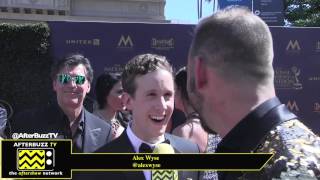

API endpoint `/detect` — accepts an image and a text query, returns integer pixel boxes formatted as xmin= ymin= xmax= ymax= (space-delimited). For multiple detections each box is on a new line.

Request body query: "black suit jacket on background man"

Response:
xmin=75 ymin=132 xmax=200 ymax=180
xmin=9 ymin=102 xmax=112 ymax=153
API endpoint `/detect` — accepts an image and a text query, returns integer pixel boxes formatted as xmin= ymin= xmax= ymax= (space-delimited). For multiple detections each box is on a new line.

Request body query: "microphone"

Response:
xmin=152 ymin=143 xmax=178 ymax=180
xmin=153 ymin=143 xmax=175 ymax=154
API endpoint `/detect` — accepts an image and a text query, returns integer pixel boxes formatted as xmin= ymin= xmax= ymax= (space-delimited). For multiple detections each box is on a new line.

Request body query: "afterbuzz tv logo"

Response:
xmin=274 ymin=66 xmax=303 ymax=90
xmin=65 ymin=39 xmax=100 ymax=46
xmin=286 ymin=40 xmax=301 ymax=53
xmin=287 ymin=100 xmax=300 ymax=113
xmin=117 ymin=35 xmax=133 ymax=48
xmin=151 ymin=38 xmax=174 ymax=50
xmin=17 ymin=148 xmax=55 ymax=171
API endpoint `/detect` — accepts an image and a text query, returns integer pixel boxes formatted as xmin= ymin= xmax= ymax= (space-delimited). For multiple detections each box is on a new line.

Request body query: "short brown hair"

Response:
xmin=51 ymin=53 xmax=94 ymax=83
xmin=122 ymin=53 xmax=173 ymax=96
xmin=189 ymin=6 xmax=274 ymax=84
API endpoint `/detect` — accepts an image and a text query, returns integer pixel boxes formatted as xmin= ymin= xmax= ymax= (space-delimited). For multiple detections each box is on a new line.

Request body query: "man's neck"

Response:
xmin=97 ymin=108 xmax=116 ymax=121
xmin=217 ymin=90 xmax=276 ymax=137
xmin=61 ymin=105 xmax=83 ymax=122
xmin=131 ymin=122 xmax=165 ymax=144
xmin=184 ymin=104 xmax=196 ymax=117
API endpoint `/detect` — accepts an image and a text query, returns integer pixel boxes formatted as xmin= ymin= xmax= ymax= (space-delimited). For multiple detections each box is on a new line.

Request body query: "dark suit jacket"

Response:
xmin=9 ymin=103 xmax=112 ymax=153
xmin=74 ymin=132 xmax=200 ymax=180
xmin=216 ymin=97 xmax=320 ymax=179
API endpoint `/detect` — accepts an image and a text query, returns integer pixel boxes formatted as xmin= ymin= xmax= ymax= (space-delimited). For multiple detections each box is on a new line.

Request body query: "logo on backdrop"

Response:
xmin=291 ymin=66 xmax=302 ymax=89
xmin=286 ymin=40 xmax=301 ymax=53
xmin=316 ymin=41 xmax=320 ymax=53
xmin=274 ymin=66 xmax=303 ymax=90
xmin=254 ymin=10 xmax=261 ymax=16
xmin=309 ymin=75 xmax=320 ymax=81
xmin=117 ymin=35 xmax=133 ymax=49
xmin=65 ymin=39 xmax=100 ymax=46
xmin=313 ymin=102 xmax=320 ymax=113
xmin=104 ymin=64 xmax=124 ymax=74
xmin=151 ymin=38 xmax=174 ymax=50
xmin=287 ymin=100 xmax=300 ymax=113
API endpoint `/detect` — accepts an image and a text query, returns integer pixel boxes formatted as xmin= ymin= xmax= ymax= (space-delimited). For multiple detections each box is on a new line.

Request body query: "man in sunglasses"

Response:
xmin=10 ymin=53 xmax=112 ymax=153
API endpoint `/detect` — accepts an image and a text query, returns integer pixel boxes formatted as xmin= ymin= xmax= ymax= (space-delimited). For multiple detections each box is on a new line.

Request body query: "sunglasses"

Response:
xmin=57 ymin=74 xmax=86 ymax=85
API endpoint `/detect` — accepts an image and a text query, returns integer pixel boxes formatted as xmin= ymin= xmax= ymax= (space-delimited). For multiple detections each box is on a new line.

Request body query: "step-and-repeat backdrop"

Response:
xmin=49 ymin=22 xmax=320 ymax=134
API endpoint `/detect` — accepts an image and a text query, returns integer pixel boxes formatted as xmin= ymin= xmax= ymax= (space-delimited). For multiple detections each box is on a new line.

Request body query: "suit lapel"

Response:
xmin=83 ymin=110 xmax=103 ymax=152
xmin=115 ymin=132 xmax=136 ymax=152
xmin=164 ymin=134 xmax=183 ymax=179
xmin=164 ymin=134 xmax=181 ymax=153
xmin=117 ymin=132 xmax=145 ymax=180
xmin=164 ymin=134 xmax=200 ymax=180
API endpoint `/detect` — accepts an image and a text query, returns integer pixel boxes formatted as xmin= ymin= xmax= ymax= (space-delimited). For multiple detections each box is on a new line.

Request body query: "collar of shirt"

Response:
xmin=126 ymin=121 xmax=165 ymax=153
xmin=216 ymin=97 xmax=282 ymax=153
xmin=70 ymin=109 xmax=85 ymax=137
xmin=59 ymin=107 xmax=85 ymax=138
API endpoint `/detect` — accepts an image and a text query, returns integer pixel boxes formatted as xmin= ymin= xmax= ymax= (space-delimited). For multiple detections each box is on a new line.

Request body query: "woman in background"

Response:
xmin=172 ymin=67 xmax=221 ymax=179
xmin=94 ymin=72 xmax=126 ymax=139
xmin=172 ymin=67 xmax=209 ymax=152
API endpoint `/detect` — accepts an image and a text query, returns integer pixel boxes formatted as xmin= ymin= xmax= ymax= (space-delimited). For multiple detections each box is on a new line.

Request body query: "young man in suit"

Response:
xmin=187 ymin=6 xmax=320 ymax=179
xmin=10 ymin=53 xmax=112 ymax=153
xmin=88 ymin=53 xmax=200 ymax=180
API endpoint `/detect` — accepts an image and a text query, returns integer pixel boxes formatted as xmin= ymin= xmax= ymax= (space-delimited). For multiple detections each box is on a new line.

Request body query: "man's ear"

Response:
xmin=195 ymin=57 xmax=208 ymax=90
xmin=86 ymin=83 xmax=91 ymax=94
xmin=86 ymin=82 xmax=91 ymax=94
xmin=122 ymin=92 xmax=133 ymax=111
xmin=53 ymin=80 xmax=57 ymax=92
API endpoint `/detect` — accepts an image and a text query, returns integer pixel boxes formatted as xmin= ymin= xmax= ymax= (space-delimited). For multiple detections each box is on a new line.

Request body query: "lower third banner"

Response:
xmin=1 ymin=140 xmax=273 ymax=179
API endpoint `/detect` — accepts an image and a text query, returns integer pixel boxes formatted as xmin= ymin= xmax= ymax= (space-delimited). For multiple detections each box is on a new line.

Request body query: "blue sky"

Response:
xmin=165 ymin=0 xmax=215 ymax=24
